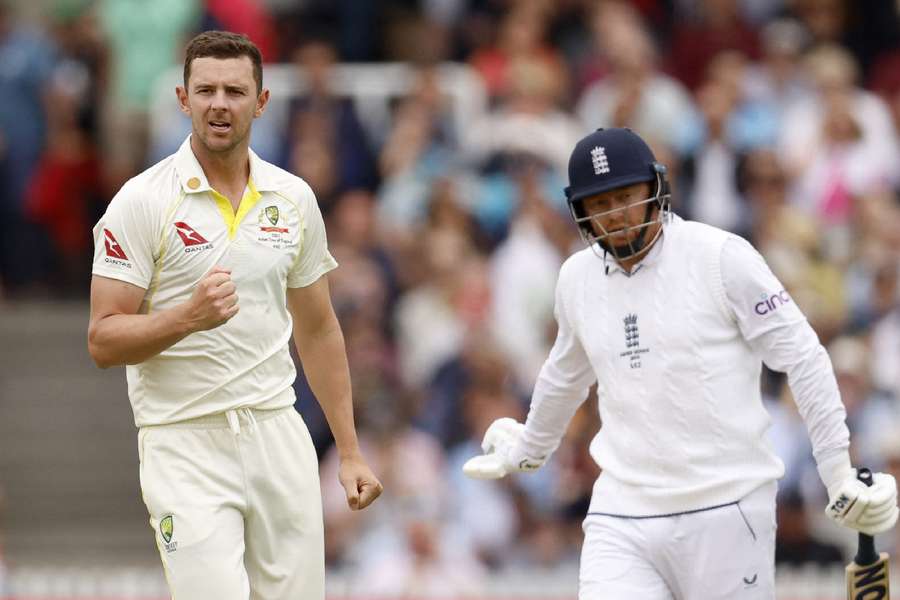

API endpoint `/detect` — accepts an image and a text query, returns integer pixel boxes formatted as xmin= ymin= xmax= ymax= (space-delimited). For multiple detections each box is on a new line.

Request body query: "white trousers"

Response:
xmin=579 ymin=481 xmax=777 ymax=600
xmin=138 ymin=406 xmax=324 ymax=600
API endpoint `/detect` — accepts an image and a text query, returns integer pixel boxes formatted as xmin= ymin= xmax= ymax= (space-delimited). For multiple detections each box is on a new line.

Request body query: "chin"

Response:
xmin=203 ymin=134 xmax=236 ymax=152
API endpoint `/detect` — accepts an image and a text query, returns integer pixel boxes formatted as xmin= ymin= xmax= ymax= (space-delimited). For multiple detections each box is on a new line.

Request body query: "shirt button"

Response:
xmin=187 ymin=177 xmax=201 ymax=190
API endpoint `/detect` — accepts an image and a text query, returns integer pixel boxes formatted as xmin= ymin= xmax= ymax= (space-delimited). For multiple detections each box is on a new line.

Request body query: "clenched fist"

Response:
xmin=185 ymin=266 xmax=239 ymax=332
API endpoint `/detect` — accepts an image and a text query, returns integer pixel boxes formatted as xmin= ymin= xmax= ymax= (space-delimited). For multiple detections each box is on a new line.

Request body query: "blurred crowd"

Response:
xmin=1 ymin=0 xmax=900 ymax=595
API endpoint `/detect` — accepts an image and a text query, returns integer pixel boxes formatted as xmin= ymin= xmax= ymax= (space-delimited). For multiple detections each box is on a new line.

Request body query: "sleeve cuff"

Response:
xmin=816 ymin=449 xmax=853 ymax=494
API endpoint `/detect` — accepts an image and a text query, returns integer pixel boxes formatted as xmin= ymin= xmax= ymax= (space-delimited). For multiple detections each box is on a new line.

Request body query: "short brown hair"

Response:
xmin=184 ymin=31 xmax=263 ymax=93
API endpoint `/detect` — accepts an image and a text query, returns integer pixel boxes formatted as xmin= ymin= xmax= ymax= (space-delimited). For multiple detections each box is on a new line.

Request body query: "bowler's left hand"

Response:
xmin=338 ymin=455 xmax=383 ymax=511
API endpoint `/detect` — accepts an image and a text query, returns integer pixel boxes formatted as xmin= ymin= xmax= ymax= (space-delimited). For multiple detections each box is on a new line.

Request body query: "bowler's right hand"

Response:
xmin=462 ymin=417 xmax=547 ymax=479
xmin=185 ymin=266 xmax=239 ymax=331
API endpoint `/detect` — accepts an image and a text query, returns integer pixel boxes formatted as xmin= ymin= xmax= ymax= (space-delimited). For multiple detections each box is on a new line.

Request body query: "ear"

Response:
xmin=254 ymin=88 xmax=270 ymax=119
xmin=176 ymin=86 xmax=190 ymax=116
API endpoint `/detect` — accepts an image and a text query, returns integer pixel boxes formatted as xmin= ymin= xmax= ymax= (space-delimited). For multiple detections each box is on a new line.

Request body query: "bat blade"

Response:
xmin=846 ymin=552 xmax=889 ymax=599
xmin=846 ymin=468 xmax=890 ymax=600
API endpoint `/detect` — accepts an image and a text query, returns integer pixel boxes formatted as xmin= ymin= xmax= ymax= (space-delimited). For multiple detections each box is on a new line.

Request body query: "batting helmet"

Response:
xmin=564 ymin=128 xmax=670 ymax=260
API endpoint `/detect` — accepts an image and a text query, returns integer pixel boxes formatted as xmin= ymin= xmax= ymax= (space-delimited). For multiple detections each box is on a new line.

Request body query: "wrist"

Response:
xmin=817 ymin=450 xmax=853 ymax=496
xmin=337 ymin=443 xmax=363 ymax=462
xmin=171 ymin=302 xmax=198 ymax=336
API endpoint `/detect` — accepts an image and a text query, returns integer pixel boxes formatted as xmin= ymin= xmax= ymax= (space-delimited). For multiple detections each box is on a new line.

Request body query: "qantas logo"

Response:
xmin=174 ymin=222 xmax=214 ymax=253
xmin=102 ymin=228 xmax=132 ymax=268
xmin=103 ymin=229 xmax=128 ymax=260
xmin=174 ymin=222 xmax=209 ymax=246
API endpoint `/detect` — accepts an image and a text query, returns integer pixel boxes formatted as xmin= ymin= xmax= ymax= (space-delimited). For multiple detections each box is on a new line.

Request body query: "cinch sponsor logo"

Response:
xmin=103 ymin=229 xmax=128 ymax=260
xmin=260 ymin=226 xmax=289 ymax=233
xmin=754 ymin=290 xmax=791 ymax=315
xmin=174 ymin=222 xmax=214 ymax=252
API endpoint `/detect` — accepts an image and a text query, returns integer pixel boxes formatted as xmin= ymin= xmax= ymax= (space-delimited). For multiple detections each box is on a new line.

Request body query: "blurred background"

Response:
xmin=0 ymin=0 xmax=899 ymax=598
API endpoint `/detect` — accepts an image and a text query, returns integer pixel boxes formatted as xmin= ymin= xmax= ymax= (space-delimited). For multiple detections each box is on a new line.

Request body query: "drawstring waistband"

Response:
xmin=225 ymin=408 xmax=259 ymax=436
xmin=139 ymin=405 xmax=292 ymax=432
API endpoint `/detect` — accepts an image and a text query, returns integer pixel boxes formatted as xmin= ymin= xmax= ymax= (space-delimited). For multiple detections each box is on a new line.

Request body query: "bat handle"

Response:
xmin=854 ymin=467 xmax=879 ymax=567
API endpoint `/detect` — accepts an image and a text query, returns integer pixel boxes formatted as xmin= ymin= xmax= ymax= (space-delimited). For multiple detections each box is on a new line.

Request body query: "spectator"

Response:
xmin=576 ymin=1 xmax=695 ymax=149
xmin=394 ymin=227 xmax=489 ymax=390
xmin=377 ymin=67 xmax=462 ymax=236
xmin=96 ymin=0 xmax=200 ymax=186
xmin=488 ymin=162 xmax=571 ymax=391
xmin=283 ymin=37 xmax=377 ymax=213
xmin=468 ymin=3 xmax=566 ymax=105
xmin=466 ymin=55 xmax=582 ymax=182
xmin=869 ymin=274 xmax=900 ymax=403
xmin=0 ymin=3 xmax=57 ymax=294
xmin=677 ymin=51 xmax=778 ymax=235
xmin=742 ymin=18 xmax=814 ymax=121
xmin=780 ymin=45 xmax=900 ymax=237
xmin=25 ymin=22 xmax=104 ymax=296
xmin=666 ymin=0 xmax=760 ymax=90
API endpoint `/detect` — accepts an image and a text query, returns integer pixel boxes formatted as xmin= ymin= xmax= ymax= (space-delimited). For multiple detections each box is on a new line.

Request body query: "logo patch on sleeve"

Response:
xmin=103 ymin=229 xmax=132 ymax=268
xmin=754 ymin=290 xmax=791 ymax=315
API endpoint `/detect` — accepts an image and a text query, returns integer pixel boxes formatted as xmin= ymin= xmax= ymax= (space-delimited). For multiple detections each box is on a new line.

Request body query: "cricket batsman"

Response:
xmin=464 ymin=127 xmax=898 ymax=598
xmin=87 ymin=31 xmax=382 ymax=599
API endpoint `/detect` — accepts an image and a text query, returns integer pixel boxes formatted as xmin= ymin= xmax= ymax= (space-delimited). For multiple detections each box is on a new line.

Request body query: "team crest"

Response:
xmin=160 ymin=515 xmax=174 ymax=543
xmin=619 ymin=313 xmax=648 ymax=369
xmin=591 ymin=146 xmax=610 ymax=175
xmin=265 ymin=206 xmax=279 ymax=226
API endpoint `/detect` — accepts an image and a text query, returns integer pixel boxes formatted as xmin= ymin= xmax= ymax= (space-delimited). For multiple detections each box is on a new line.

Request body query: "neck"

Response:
xmin=190 ymin=135 xmax=250 ymax=191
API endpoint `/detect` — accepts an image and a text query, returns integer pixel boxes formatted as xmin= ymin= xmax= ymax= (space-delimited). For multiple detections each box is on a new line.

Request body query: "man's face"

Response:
xmin=177 ymin=56 xmax=268 ymax=155
xmin=581 ymin=181 xmax=655 ymax=249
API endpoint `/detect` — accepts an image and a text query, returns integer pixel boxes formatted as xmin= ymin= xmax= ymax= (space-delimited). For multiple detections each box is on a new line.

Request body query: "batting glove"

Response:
xmin=825 ymin=471 xmax=899 ymax=536
xmin=462 ymin=417 xmax=547 ymax=480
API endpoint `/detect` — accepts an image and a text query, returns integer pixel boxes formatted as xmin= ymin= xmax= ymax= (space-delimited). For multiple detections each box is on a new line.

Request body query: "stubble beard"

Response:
xmin=196 ymin=118 xmax=250 ymax=158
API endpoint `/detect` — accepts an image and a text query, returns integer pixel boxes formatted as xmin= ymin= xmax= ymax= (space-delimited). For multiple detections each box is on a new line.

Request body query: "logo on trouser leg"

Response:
xmin=742 ymin=573 xmax=758 ymax=588
xmin=160 ymin=515 xmax=178 ymax=553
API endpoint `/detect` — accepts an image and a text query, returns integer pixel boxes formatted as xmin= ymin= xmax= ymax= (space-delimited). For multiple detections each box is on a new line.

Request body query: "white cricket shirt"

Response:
xmin=521 ymin=215 xmax=851 ymax=516
xmin=92 ymin=136 xmax=338 ymax=427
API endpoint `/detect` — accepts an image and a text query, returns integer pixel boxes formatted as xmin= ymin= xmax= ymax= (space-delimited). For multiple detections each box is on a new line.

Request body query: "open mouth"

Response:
xmin=209 ymin=120 xmax=231 ymax=133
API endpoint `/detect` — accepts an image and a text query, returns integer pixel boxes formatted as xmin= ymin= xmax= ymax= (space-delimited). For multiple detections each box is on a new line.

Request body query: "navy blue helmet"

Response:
xmin=564 ymin=128 xmax=670 ymax=260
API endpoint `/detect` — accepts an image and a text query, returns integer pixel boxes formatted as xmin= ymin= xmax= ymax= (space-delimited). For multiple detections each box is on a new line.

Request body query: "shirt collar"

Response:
xmin=603 ymin=229 xmax=666 ymax=277
xmin=173 ymin=135 xmax=278 ymax=194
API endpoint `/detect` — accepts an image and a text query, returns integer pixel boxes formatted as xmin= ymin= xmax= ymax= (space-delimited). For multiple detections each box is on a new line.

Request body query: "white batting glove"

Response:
xmin=462 ymin=418 xmax=547 ymax=480
xmin=825 ymin=471 xmax=899 ymax=536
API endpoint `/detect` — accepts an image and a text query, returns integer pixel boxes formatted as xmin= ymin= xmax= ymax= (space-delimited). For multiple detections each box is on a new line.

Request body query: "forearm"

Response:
xmin=88 ymin=304 xmax=193 ymax=368
xmin=753 ymin=321 xmax=851 ymax=487
xmin=521 ymin=361 xmax=593 ymax=458
xmin=294 ymin=319 xmax=360 ymax=459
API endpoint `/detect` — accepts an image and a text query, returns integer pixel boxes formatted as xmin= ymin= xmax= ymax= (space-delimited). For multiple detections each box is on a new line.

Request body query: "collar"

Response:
xmin=603 ymin=229 xmax=666 ymax=277
xmin=173 ymin=135 xmax=279 ymax=195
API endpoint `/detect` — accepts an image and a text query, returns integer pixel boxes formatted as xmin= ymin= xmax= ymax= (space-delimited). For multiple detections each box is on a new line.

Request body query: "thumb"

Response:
xmin=342 ymin=478 xmax=360 ymax=510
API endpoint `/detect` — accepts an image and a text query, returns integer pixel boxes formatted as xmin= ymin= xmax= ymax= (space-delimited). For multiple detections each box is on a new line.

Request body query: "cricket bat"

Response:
xmin=846 ymin=468 xmax=890 ymax=599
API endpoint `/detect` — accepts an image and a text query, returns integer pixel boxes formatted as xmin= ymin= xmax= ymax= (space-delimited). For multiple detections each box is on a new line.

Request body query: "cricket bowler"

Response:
xmin=88 ymin=31 xmax=382 ymax=599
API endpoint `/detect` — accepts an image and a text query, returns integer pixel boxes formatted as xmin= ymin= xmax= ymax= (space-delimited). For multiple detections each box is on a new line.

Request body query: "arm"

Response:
xmin=87 ymin=267 xmax=239 ymax=368
xmin=465 ymin=260 xmax=596 ymax=478
xmin=719 ymin=237 xmax=850 ymax=485
xmin=287 ymin=277 xmax=382 ymax=510
xmin=519 ymin=272 xmax=596 ymax=460
xmin=721 ymin=237 xmax=897 ymax=534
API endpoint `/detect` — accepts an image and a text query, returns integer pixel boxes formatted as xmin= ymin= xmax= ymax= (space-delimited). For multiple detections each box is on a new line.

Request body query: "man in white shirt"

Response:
xmin=88 ymin=31 xmax=382 ymax=599
xmin=464 ymin=127 xmax=898 ymax=598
